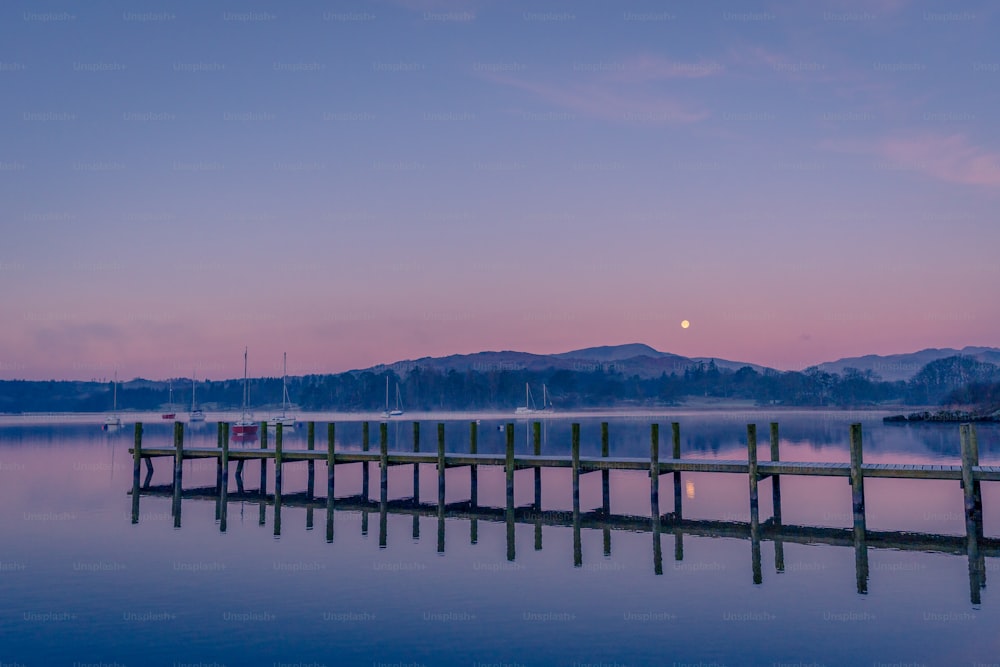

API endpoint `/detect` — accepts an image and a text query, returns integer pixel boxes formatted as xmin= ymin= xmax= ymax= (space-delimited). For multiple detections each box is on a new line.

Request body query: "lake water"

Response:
xmin=1 ymin=411 xmax=998 ymax=666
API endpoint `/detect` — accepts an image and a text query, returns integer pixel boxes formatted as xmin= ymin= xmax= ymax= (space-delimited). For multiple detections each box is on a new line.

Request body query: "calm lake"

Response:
xmin=1 ymin=411 xmax=998 ymax=666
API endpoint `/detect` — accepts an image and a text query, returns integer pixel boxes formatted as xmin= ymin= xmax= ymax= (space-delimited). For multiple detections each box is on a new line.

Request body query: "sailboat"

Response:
xmin=103 ymin=370 xmax=122 ymax=430
xmin=514 ymin=382 xmax=536 ymax=416
xmin=268 ymin=352 xmax=296 ymax=429
xmin=189 ymin=373 xmax=205 ymax=423
xmin=161 ymin=381 xmax=176 ymax=420
xmin=383 ymin=377 xmax=404 ymax=418
xmin=232 ymin=348 xmax=259 ymax=439
xmin=539 ymin=384 xmax=555 ymax=414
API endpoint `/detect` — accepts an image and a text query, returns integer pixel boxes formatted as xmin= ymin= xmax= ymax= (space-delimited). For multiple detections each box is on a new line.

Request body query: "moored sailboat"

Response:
xmin=267 ymin=352 xmax=296 ymax=429
xmin=189 ymin=373 xmax=205 ymax=423
xmin=102 ymin=370 xmax=122 ymax=430
xmin=233 ymin=348 xmax=259 ymax=439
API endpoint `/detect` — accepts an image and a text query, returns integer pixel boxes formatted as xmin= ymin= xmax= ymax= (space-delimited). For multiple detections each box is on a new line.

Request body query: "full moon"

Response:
xmin=681 ymin=320 xmax=690 ymax=329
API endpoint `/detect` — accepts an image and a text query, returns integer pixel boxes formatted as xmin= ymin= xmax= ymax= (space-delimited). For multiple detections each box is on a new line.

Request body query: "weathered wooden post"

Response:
xmin=214 ymin=422 xmax=223 ymax=491
xmin=379 ymin=422 xmax=388 ymax=507
xmin=258 ymin=421 xmax=267 ymax=495
xmin=674 ymin=533 xmax=683 ymax=562
xmin=961 ymin=424 xmax=983 ymax=604
xmin=571 ymin=423 xmax=581 ymax=520
xmin=534 ymin=517 xmax=542 ymax=551
xmin=437 ymin=423 xmax=446 ymax=510
xmin=326 ymin=423 xmax=335 ymax=543
xmin=672 ymin=422 xmax=682 ymax=518
xmin=272 ymin=423 xmax=283 ymax=536
xmin=573 ymin=501 xmax=582 ymax=568
xmin=769 ymin=422 xmax=782 ymax=523
xmin=650 ymin=423 xmax=660 ymax=524
xmin=533 ymin=421 xmax=542 ymax=511
xmin=379 ymin=500 xmax=387 ymax=549
xmin=220 ymin=424 xmax=229 ymax=533
xmin=506 ymin=422 xmax=515 ymax=511
xmin=131 ymin=422 xmax=142 ymax=524
xmin=506 ymin=422 xmax=516 ymax=562
xmin=849 ymin=423 xmax=866 ymax=524
xmin=362 ymin=421 xmax=370 ymax=499
xmin=748 ymin=424 xmax=761 ymax=584
xmin=747 ymin=424 xmax=759 ymax=526
xmin=412 ymin=422 xmax=420 ymax=503
xmin=170 ymin=421 xmax=184 ymax=528
xmin=469 ymin=421 xmax=478 ymax=509
xmin=653 ymin=521 xmax=663 ymax=576
xmin=601 ymin=422 xmax=610 ymax=516
xmin=307 ymin=421 xmax=315 ymax=499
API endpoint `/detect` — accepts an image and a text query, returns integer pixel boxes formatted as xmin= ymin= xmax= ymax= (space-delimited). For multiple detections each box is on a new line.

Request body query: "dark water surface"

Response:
xmin=2 ymin=412 xmax=999 ymax=666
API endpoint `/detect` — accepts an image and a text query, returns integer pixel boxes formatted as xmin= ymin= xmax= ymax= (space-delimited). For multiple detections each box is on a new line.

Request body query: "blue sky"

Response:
xmin=2 ymin=0 xmax=998 ymax=379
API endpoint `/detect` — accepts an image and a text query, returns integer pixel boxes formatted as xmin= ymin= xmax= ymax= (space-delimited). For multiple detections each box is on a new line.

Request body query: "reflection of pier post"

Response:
xmin=131 ymin=423 xmax=142 ymax=523
xmin=259 ymin=421 xmax=267 ymax=494
xmin=215 ymin=422 xmax=223 ymax=492
xmin=672 ymin=422 xmax=682 ymax=519
xmin=172 ymin=421 xmax=183 ymax=528
xmin=533 ymin=421 xmax=542 ymax=511
xmin=961 ymin=424 xmax=984 ymax=604
xmin=770 ymin=422 xmax=785 ymax=573
xmin=850 ymin=423 xmax=868 ymax=594
xmin=748 ymin=424 xmax=762 ymax=584
xmin=362 ymin=422 xmax=370 ymax=500
xmin=326 ymin=423 xmax=335 ymax=543
xmin=306 ymin=421 xmax=315 ymax=499
xmin=274 ymin=423 xmax=283 ymax=537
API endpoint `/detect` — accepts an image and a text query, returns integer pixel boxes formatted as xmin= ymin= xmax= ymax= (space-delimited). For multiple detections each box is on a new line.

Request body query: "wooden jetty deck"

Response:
xmin=127 ymin=420 xmax=995 ymax=603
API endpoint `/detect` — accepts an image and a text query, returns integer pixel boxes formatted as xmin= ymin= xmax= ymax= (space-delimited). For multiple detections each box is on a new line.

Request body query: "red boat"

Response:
xmin=161 ymin=413 xmax=176 ymax=420
xmin=232 ymin=347 xmax=259 ymax=440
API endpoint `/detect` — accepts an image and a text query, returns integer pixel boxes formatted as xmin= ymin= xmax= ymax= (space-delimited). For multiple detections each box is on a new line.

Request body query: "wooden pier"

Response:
xmin=128 ymin=420 xmax=996 ymax=603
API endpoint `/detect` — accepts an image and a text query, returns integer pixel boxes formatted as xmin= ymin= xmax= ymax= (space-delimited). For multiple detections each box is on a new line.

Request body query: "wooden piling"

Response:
xmin=413 ymin=422 xmax=420 ymax=503
xmin=505 ymin=423 xmax=515 ymax=511
xmin=650 ymin=423 xmax=660 ymax=524
xmin=437 ymin=423 xmax=446 ymax=509
xmin=770 ymin=422 xmax=782 ymax=525
xmin=379 ymin=422 xmax=388 ymax=506
xmin=672 ymin=422 xmax=682 ymax=518
xmin=533 ymin=421 xmax=541 ymax=511
xmin=274 ymin=423 xmax=283 ymax=537
xmin=469 ymin=421 xmax=478 ymax=508
xmin=362 ymin=421 xmax=370 ymax=500
xmin=327 ymin=423 xmax=335 ymax=543
xmin=307 ymin=421 xmax=315 ymax=499
xmin=571 ymin=423 xmax=581 ymax=520
xmin=258 ymin=421 xmax=266 ymax=495
xmin=220 ymin=424 xmax=229 ymax=533
xmin=131 ymin=422 xmax=142 ymax=524
xmin=849 ymin=423 xmax=865 ymax=522
xmin=573 ymin=505 xmax=582 ymax=568
xmin=747 ymin=424 xmax=759 ymax=527
xmin=173 ymin=421 xmax=184 ymax=489
xmin=961 ymin=423 xmax=983 ymax=603
xmin=601 ymin=422 xmax=610 ymax=516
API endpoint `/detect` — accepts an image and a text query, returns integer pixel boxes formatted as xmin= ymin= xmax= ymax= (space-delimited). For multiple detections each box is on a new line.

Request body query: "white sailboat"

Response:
xmin=514 ymin=382 xmax=536 ymax=416
xmin=189 ymin=372 xmax=205 ymax=423
xmin=233 ymin=348 xmax=259 ymax=439
xmin=539 ymin=384 xmax=555 ymax=413
xmin=103 ymin=370 xmax=122 ymax=430
xmin=161 ymin=381 xmax=176 ymax=420
xmin=383 ymin=376 xmax=405 ymax=418
xmin=268 ymin=352 xmax=296 ymax=429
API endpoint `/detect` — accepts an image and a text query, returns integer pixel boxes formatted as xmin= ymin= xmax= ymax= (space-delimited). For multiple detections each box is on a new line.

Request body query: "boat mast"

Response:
xmin=281 ymin=352 xmax=288 ymax=417
xmin=243 ymin=347 xmax=249 ymax=419
xmin=113 ymin=370 xmax=118 ymax=414
xmin=385 ymin=376 xmax=390 ymax=414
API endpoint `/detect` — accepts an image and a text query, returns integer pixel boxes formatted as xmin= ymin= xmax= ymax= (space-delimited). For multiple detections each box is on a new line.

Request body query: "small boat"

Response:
xmin=233 ymin=348 xmax=259 ymax=439
xmin=102 ymin=370 xmax=122 ymax=430
xmin=514 ymin=382 xmax=536 ymax=416
xmin=161 ymin=381 xmax=176 ymax=420
xmin=267 ymin=352 xmax=296 ymax=429
xmin=382 ymin=376 xmax=404 ymax=418
xmin=189 ymin=373 xmax=205 ymax=423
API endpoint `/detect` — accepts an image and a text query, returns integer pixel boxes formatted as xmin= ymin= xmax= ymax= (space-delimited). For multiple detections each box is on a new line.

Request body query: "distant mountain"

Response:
xmin=360 ymin=343 xmax=768 ymax=379
xmin=811 ymin=346 xmax=1000 ymax=382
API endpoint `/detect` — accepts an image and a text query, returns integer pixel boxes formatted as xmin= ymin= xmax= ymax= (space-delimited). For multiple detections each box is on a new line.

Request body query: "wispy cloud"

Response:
xmin=822 ymin=134 xmax=1000 ymax=187
xmin=481 ymin=54 xmax=718 ymax=124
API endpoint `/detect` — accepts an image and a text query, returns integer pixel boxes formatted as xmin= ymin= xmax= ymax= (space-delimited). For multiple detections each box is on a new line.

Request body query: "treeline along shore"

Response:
xmin=2 ymin=355 xmax=999 ymax=414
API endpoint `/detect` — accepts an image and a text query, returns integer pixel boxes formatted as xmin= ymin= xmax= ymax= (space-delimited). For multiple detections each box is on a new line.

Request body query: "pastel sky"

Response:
xmin=2 ymin=0 xmax=999 ymax=380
